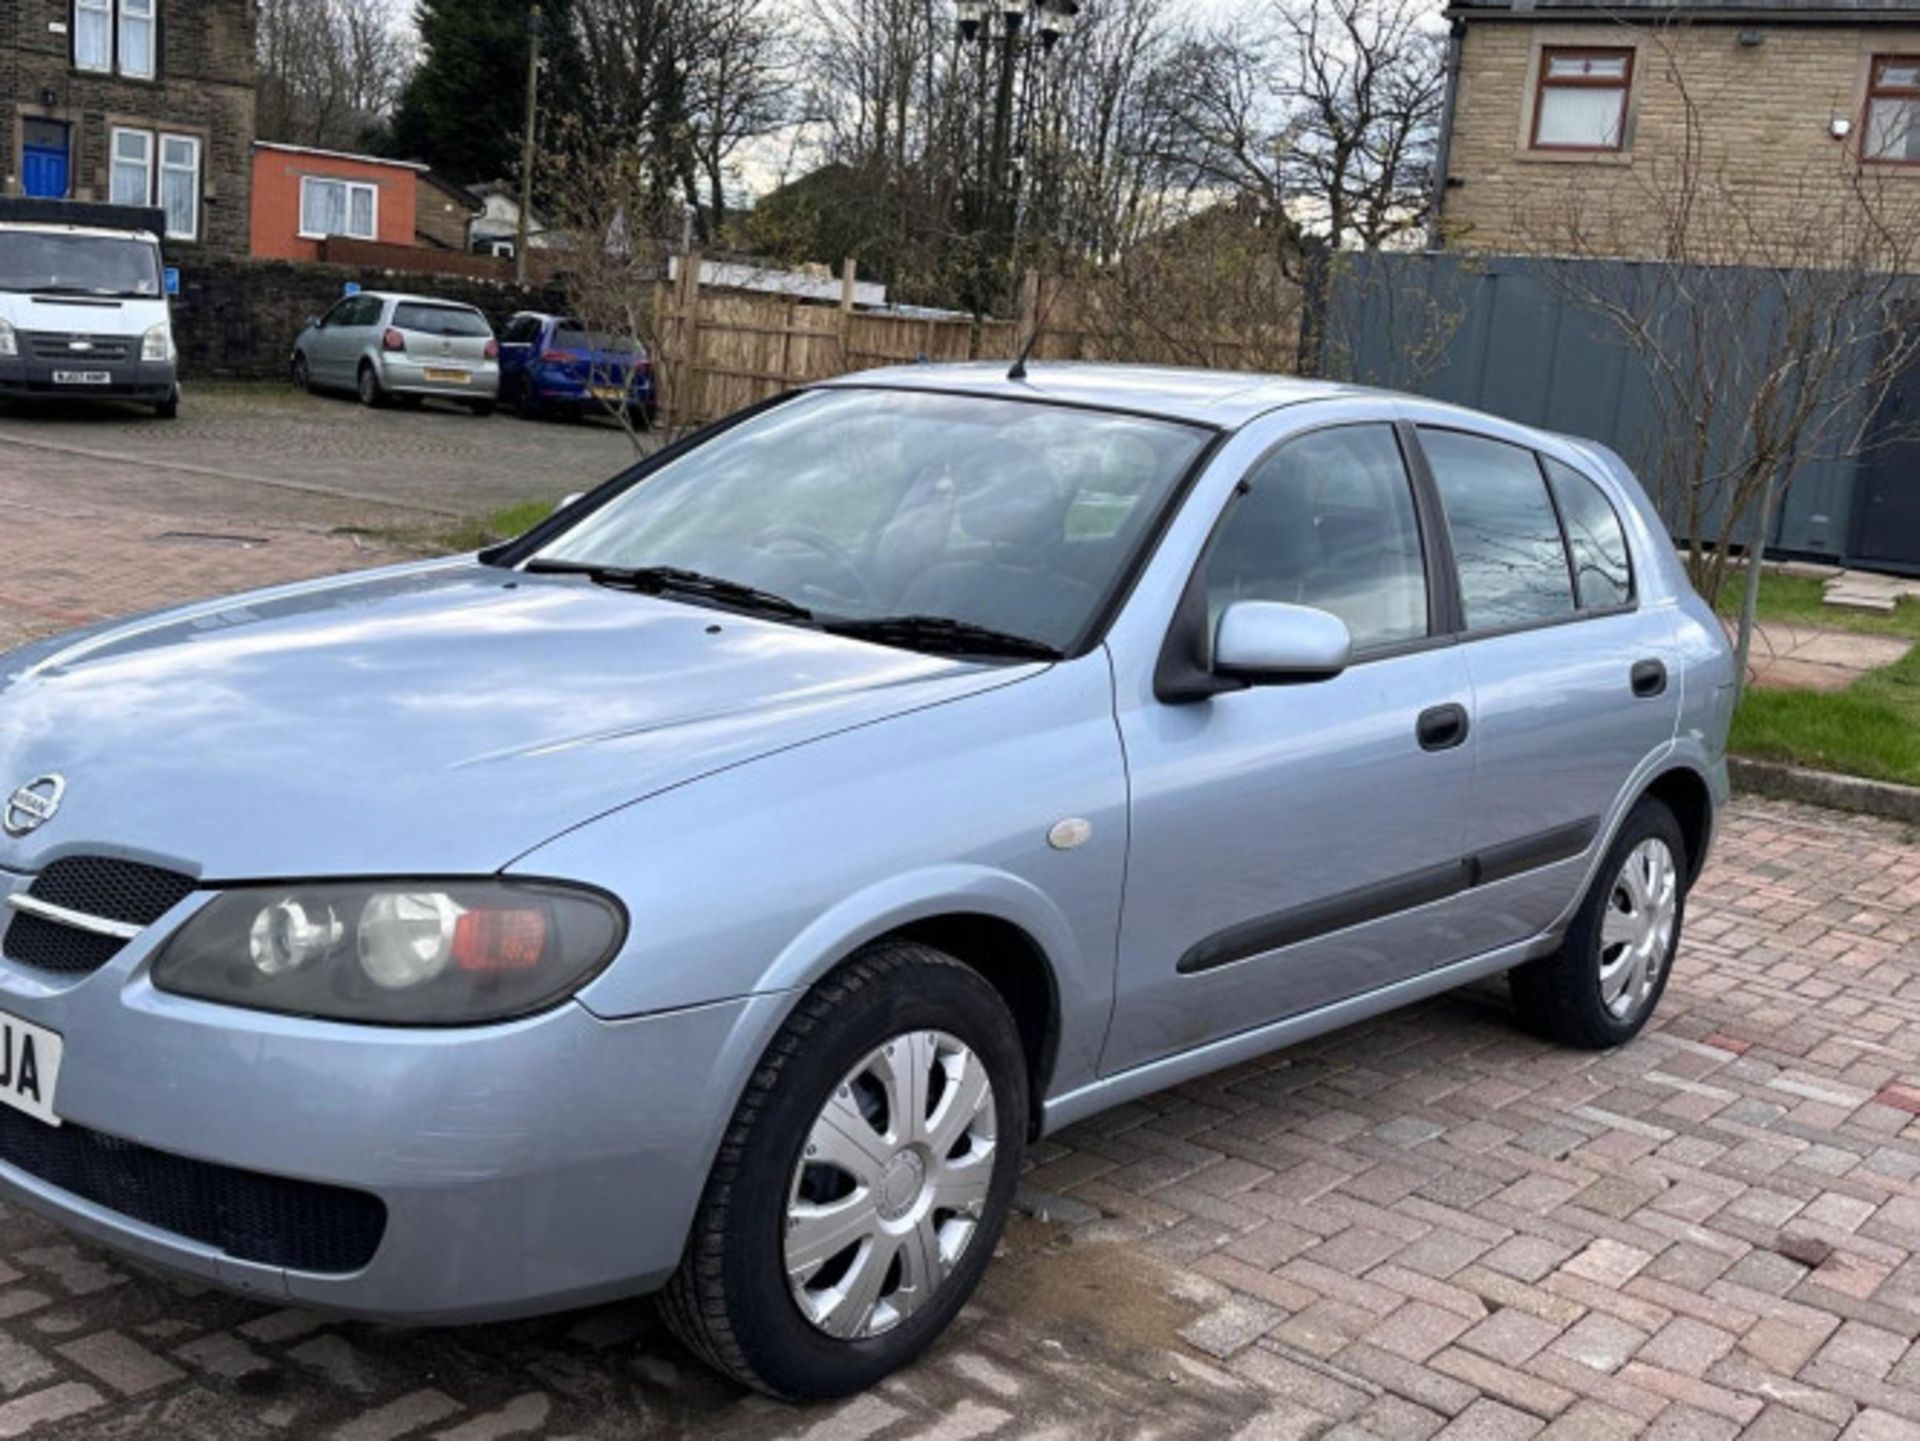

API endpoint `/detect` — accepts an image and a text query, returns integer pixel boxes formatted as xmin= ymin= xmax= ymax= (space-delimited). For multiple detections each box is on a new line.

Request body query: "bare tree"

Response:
xmin=257 ymin=0 xmax=412 ymax=152
xmin=1521 ymin=25 xmax=1920 ymax=691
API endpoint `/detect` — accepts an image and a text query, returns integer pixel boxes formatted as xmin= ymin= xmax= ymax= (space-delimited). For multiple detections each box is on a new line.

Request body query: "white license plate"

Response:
xmin=51 ymin=371 xmax=112 ymax=387
xmin=424 ymin=368 xmax=470 ymax=384
xmin=0 ymin=1012 xmax=62 ymax=1127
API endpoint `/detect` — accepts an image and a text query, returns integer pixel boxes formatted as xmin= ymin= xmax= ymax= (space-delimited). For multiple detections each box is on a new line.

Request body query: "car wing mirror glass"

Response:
xmin=1213 ymin=601 xmax=1351 ymax=684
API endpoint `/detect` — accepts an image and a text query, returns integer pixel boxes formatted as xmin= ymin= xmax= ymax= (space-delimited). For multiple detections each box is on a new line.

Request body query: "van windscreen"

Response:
xmin=0 ymin=233 xmax=162 ymax=299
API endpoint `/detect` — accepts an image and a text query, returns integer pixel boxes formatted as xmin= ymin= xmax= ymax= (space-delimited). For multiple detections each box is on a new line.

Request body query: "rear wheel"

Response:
xmin=468 ymin=399 xmax=496 ymax=418
xmin=1510 ymin=797 xmax=1687 ymax=1049
xmin=357 ymin=363 xmax=386 ymax=408
xmin=661 ymin=941 xmax=1026 ymax=1400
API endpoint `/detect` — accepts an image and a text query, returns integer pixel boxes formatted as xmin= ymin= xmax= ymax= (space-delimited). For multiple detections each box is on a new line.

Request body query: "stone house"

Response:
xmin=1 ymin=0 xmax=257 ymax=256
xmin=1432 ymin=0 xmax=1920 ymax=261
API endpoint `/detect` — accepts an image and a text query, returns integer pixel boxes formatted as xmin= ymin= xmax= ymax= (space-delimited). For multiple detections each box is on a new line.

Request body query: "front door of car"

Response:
xmin=309 ymin=297 xmax=359 ymax=384
xmin=1413 ymin=428 xmax=1683 ymax=954
xmin=1104 ymin=421 xmax=1478 ymax=1075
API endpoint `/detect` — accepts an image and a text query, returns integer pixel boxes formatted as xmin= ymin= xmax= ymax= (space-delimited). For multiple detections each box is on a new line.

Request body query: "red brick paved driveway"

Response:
xmin=3 ymin=405 xmax=1920 ymax=1437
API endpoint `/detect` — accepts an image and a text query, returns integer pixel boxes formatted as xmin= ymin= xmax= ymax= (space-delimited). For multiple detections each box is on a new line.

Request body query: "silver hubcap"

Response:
xmin=785 ymin=1030 xmax=997 ymax=1340
xmin=1598 ymin=838 xmax=1678 ymax=1019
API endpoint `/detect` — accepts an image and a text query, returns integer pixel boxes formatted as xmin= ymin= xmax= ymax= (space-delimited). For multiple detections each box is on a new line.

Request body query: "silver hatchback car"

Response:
xmin=291 ymin=289 xmax=501 ymax=413
xmin=0 ymin=366 xmax=1732 ymax=1398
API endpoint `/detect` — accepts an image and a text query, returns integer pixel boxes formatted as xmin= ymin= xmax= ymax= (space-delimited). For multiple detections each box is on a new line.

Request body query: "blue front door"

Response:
xmin=22 ymin=121 xmax=70 ymax=199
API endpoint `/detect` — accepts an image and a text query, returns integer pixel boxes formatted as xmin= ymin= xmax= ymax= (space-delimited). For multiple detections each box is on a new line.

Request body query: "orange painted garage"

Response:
xmin=250 ymin=143 xmax=424 ymax=262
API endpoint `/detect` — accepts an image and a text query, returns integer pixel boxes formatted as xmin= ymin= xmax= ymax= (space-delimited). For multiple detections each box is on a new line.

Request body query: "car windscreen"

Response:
xmin=530 ymin=388 xmax=1212 ymax=653
xmin=0 ymin=232 xmax=162 ymax=299
xmin=392 ymin=303 xmax=491 ymax=337
xmin=555 ymin=327 xmax=644 ymax=356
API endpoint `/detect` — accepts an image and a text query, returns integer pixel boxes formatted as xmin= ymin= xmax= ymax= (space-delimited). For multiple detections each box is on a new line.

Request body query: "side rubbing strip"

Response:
xmin=1176 ymin=860 xmax=1471 ymax=975
xmin=1469 ymin=816 xmax=1599 ymax=888
xmin=1176 ymin=816 xmax=1602 ymax=978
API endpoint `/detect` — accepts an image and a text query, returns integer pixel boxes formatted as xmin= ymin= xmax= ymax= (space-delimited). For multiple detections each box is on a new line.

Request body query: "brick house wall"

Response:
xmin=1437 ymin=11 xmax=1920 ymax=261
xmin=2 ymin=0 xmax=256 ymax=258
xmin=251 ymin=145 xmax=420 ymax=262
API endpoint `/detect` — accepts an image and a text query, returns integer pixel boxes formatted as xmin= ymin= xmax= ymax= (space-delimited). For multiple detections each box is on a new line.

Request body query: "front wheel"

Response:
xmin=1510 ymin=796 xmax=1687 ymax=1049
xmin=153 ymin=388 xmax=179 ymax=420
xmin=661 ymin=941 xmax=1027 ymax=1399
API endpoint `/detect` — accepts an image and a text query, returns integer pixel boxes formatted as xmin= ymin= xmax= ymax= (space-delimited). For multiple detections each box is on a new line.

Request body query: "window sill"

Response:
xmin=1512 ymin=147 xmax=1633 ymax=167
xmin=297 ymin=232 xmax=379 ymax=243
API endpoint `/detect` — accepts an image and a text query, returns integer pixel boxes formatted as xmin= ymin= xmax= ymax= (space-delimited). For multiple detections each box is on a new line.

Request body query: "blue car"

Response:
xmin=497 ymin=310 xmax=655 ymax=423
xmin=0 ymin=365 xmax=1733 ymax=1399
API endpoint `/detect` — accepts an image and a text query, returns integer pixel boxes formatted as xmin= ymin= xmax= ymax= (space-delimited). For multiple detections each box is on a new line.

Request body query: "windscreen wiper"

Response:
xmin=525 ymin=561 xmax=814 ymax=623
xmin=823 ymin=614 xmax=1062 ymax=662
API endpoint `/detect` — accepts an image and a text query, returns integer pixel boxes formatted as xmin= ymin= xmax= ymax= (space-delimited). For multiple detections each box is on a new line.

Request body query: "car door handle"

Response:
xmin=1416 ymin=703 xmax=1470 ymax=752
xmin=1631 ymin=659 xmax=1668 ymax=698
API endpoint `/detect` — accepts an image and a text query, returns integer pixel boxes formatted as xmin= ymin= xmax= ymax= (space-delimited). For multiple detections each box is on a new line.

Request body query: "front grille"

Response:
xmin=2 ymin=858 xmax=197 ymax=975
xmin=25 ymin=333 xmax=133 ymax=364
xmin=0 ymin=1106 xmax=386 ymax=1272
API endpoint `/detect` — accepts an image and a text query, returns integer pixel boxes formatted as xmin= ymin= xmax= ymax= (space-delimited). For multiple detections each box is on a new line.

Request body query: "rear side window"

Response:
xmin=501 ymin=315 xmax=542 ymax=344
xmin=393 ymin=304 xmax=491 ymax=338
xmin=1420 ymin=429 xmax=1575 ymax=631
xmin=1543 ymin=457 xmax=1633 ymax=609
xmin=555 ymin=326 xmax=644 ymax=353
xmin=1206 ymin=424 xmax=1429 ymax=650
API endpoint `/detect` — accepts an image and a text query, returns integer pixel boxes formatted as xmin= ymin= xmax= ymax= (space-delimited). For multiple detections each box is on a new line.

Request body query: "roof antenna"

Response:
xmin=1006 ymin=273 xmax=1064 ymax=383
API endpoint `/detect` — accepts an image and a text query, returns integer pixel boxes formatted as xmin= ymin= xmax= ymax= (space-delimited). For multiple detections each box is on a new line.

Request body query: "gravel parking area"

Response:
xmin=3 ymin=397 xmax=1920 ymax=1437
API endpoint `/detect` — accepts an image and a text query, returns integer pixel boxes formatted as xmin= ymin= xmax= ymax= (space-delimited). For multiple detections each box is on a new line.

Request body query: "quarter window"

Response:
xmin=300 ymin=177 xmax=379 ymax=240
xmin=1420 ymin=429 xmax=1575 ymax=630
xmin=1543 ymin=457 xmax=1633 ymax=609
xmin=1532 ymin=47 xmax=1632 ymax=151
xmin=1206 ymin=425 xmax=1429 ymax=651
xmin=1865 ymin=56 xmax=1920 ymax=164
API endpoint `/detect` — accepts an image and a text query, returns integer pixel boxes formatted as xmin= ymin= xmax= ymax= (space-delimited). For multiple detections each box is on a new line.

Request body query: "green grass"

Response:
xmin=1732 ymin=644 xmax=1920 ymax=787
xmin=1712 ymin=570 xmax=1920 ymax=641
xmin=436 ymin=500 xmax=556 ymax=553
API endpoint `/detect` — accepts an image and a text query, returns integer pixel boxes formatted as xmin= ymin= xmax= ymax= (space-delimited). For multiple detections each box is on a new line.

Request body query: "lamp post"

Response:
xmin=952 ymin=0 xmax=1079 ymax=316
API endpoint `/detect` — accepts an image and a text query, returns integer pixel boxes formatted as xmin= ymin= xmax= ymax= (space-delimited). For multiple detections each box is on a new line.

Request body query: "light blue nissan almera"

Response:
xmin=0 ymin=364 xmax=1734 ymax=1397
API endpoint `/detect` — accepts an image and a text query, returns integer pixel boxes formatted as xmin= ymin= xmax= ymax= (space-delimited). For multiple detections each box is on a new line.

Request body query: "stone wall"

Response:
xmin=1439 ymin=18 xmax=1920 ymax=263
xmin=170 ymin=259 xmax=571 ymax=380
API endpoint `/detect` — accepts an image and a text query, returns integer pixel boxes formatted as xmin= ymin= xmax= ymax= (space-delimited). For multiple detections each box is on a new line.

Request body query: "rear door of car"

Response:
xmin=497 ymin=314 xmax=541 ymax=394
xmin=1104 ymin=411 xmax=1479 ymax=1075
xmin=1409 ymin=423 xmax=1682 ymax=955
xmin=393 ymin=302 xmax=493 ymax=375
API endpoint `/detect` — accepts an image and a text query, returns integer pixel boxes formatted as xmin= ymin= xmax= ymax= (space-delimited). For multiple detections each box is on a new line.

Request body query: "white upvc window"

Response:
xmin=109 ymin=127 xmax=153 ymax=207
xmin=300 ymin=177 xmax=380 ymax=241
xmin=158 ymin=134 xmax=200 ymax=241
xmin=119 ymin=0 xmax=156 ymax=80
xmin=109 ymin=127 xmax=202 ymax=241
xmin=74 ymin=0 xmax=113 ymax=72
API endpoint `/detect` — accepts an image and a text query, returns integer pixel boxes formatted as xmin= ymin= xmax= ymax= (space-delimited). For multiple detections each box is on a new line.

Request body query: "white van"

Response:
xmin=0 ymin=199 xmax=179 ymax=419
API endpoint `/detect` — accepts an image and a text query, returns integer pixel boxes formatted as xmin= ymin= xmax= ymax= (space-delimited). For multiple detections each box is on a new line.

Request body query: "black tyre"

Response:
xmin=1510 ymin=797 xmax=1688 ymax=1049
xmin=153 ymin=389 xmax=179 ymax=420
xmin=661 ymin=941 xmax=1027 ymax=1400
xmin=291 ymin=354 xmax=312 ymax=393
xmin=515 ymin=385 xmax=541 ymax=421
xmin=468 ymin=399 xmax=496 ymax=418
xmin=356 ymin=363 xmax=385 ymax=408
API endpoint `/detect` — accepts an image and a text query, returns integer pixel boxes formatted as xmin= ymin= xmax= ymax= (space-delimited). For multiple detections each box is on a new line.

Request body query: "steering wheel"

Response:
xmin=751 ymin=523 xmax=876 ymax=606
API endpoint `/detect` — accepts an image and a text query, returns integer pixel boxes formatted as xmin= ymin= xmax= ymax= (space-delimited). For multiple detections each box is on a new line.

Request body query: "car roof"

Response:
xmin=361 ymin=292 xmax=485 ymax=308
xmin=817 ymin=362 xmax=1368 ymax=429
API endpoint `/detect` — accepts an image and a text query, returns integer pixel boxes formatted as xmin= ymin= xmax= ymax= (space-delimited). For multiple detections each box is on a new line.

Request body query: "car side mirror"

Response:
xmin=1213 ymin=601 xmax=1351 ymax=683
xmin=306 ymin=315 xmax=321 ymax=330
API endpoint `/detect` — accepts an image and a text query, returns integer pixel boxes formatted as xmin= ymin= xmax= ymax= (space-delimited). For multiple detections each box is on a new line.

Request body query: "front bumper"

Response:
xmin=0 ymin=355 xmax=175 ymax=403
xmin=0 ymin=867 xmax=787 ymax=1322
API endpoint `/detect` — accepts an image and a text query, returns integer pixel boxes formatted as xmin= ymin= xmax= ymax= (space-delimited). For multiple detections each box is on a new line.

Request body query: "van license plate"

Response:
xmin=424 ymin=369 xmax=470 ymax=384
xmin=0 ymin=1012 xmax=62 ymax=1128
xmin=51 ymin=371 xmax=112 ymax=386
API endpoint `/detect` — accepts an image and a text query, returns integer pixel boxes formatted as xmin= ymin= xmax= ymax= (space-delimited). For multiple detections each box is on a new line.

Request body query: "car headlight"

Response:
xmin=0 ymin=319 xmax=16 ymax=359
xmin=153 ymin=881 xmax=625 ymax=1025
xmin=141 ymin=324 xmax=172 ymax=363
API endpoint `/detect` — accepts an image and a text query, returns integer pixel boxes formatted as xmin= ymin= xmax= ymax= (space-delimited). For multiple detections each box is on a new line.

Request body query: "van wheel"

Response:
xmin=661 ymin=941 xmax=1026 ymax=1400
xmin=357 ymin=364 xmax=386 ymax=409
xmin=1510 ymin=797 xmax=1687 ymax=1049
xmin=153 ymin=389 xmax=180 ymax=420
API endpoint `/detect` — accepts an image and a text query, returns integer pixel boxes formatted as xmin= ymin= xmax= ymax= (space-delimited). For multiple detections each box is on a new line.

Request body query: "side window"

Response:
xmin=1543 ymin=457 xmax=1633 ymax=609
xmin=1205 ymin=424 xmax=1429 ymax=651
xmin=1420 ymin=429 xmax=1575 ymax=630
xmin=319 ymin=297 xmax=355 ymax=328
xmin=503 ymin=316 xmax=540 ymax=345
xmin=351 ymin=297 xmax=384 ymax=327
